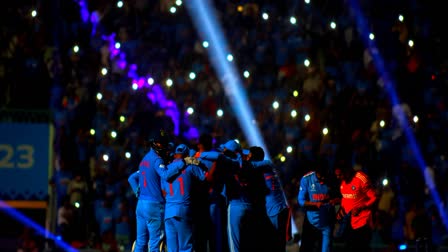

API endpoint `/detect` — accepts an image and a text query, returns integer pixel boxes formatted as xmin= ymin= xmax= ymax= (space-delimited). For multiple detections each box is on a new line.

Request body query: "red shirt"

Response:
xmin=340 ymin=171 xmax=376 ymax=229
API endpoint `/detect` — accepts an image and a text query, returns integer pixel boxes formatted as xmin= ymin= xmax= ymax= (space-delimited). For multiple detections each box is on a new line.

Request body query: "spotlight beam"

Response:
xmin=185 ymin=0 xmax=270 ymax=159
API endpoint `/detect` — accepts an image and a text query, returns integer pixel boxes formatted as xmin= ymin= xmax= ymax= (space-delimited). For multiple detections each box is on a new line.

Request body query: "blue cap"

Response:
xmin=223 ymin=140 xmax=241 ymax=152
xmin=174 ymin=144 xmax=189 ymax=155
xmin=242 ymin=149 xmax=250 ymax=156
xmin=189 ymin=149 xmax=197 ymax=157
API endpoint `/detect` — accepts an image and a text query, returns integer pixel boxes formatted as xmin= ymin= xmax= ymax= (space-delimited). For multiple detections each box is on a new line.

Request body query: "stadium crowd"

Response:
xmin=2 ymin=0 xmax=448 ymax=251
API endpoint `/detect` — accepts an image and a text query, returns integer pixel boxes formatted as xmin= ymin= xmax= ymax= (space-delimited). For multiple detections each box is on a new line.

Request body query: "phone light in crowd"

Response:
xmin=115 ymin=42 xmax=121 ymax=49
xmin=103 ymin=154 xmax=109 ymax=162
xmin=243 ymin=70 xmax=250 ymax=78
xmin=117 ymin=1 xmax=123 ymax=8
xmin=119 ymin=115 xmax=125 ymax=123
xmin=170 ymin=6 xmax=177 ymax=14
xmin=304 ymin=114 xmax=311 ymax=122
xmin=413 ymin=115 xmax=419 ymax=123
xmin=202 ymin=41 xmax=209 ymax=48
xmin=304 ymin=0 xmax=311 ymax=4
xmin=280 ymin=155 xmax=286 ymax=162
xmin=322 ymin=127 xmax=329 ymax=136
xmin=382 ymin=178 xmax=389 ymax=186
xmin=237 ymin=5 xmax=244 ymax=12
xmin=408 ymin=40 xmax=414 ymax=48
xmin=101 ymin=67 xmax=108 ymax=76
xmin=111 ymin=131 xmax=117 ymax=138
xmin=293 ymin=90 xmax=299 ymax=97
xmin=90 ymin=129 xmax=95 ymax=135
xmin=216 ymin=109 xmax=224 ymax=117
xmin=304 ymin=58 xmax=310 ymax=67
xmin=74 ymin=202 xmax=80 ymax=208
xmin=96 ymin=92 xmax=103 ymax=101
xmin=398 ymin=14 xmax=404 ymax=22
xmin=398 ymin=243 xmax=407 ymax=250
xmin=175 ymin=0 xmax=182 ymax=6
xmin=227 ymin=54 xmax=234 ymax=62
xmin=290 ymin=16 xmax=297 ymax=25
xmin=272 ymin=101 xmax=279 ymax=110
xmin=286 ymin=146 xmax=293 ymax=153
xmin=73 ymin=45 xmax=80 ymax=53
xmin=166 ymin=78 xmax=173 ymax=87
xmin=380 ymin=120 xmax=385 ymax=128
xmin=147 ymin=77 xmax=154 ymax=85
xmin=369 ymin=33 xmax=375 ymax=40
xmin=262 ymin=12 xmax=269 ymax=20
xmin=330 ymin=21 xmax=337 ymax=30
xmin=187 ymin=107 xmax=194 ymax=115
xmin=132 ymin=82 xmax=138 ymax=90
xmin=125 ymin=152 xmax=131 ymax=159
xmin=291 ymin=110 xmax=297 ymax=118
xmin=31 ymin=9 xmax=37 ymax=18
xmin=189 ymin=72 xmax=196 ymax=80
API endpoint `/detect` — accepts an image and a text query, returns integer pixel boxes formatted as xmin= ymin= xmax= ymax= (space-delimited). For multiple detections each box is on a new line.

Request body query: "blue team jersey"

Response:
xmin=138 ymin=149 xmax=183 ymax=203
xmin=198 ymin=150 xmax=226 ymax=201
xmin=298 ymin=171 xmax=334 ymax=228
xmin=162 ymin=163 xmax=206 ymax=219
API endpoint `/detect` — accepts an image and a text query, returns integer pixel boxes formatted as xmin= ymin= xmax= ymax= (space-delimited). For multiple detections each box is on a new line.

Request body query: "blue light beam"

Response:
xmin=0 ymin=201 xmax=78 ymax=252
xmin=185 ymin=0 xmax=270 ymax=159
xmin=346 ymin=0 xmax=448 ymax=230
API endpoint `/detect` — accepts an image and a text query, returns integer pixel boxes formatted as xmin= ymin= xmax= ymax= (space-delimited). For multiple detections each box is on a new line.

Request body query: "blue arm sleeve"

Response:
xmin=200 ymin=151 xmax=220 ymax=160
xmin=127 ymin=171 xmax=140 ymax=196
xmin=297 ymin=177 xmax=308 ymax=207
xmin=190 ymin=165 xmax=206 ymax=181
xmin=251 ymin=160 xmax=273 ymax=171
xmin=156 ymin=159 xmax=184 ymax=181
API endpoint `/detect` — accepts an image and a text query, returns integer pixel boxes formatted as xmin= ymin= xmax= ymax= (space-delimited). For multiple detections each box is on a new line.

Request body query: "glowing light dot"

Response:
xmin=280 ymin=155 xmax=286 ymax=162
xmin=74 ymin=202 xmax=80 ymax=208
xmin=398 ymin=15 xmax=404 ymax=22
xmin=111 ymin=131 xmax=117 ymax=138
xmin=170 ymin=6 xmax=177 ymax=14
xmin=103 ymin=154 xmax=109 ymax=162
xmin=117 ymin=1 xmax=123 ymax=8
xmin=217 ymin=109 xmax=224 ymax=117
xmin=399 ymin=244 xmax=407 ymax=251
xmin=408 ymin=40 xmax=414 ymax=47
xmin=286 ymin=146 xmax=293 ymax=153
xmin=290 ymin=17 xmax=297 ymax=25
xmin=322 ymin=127 xmax=329 ymax=135
xmin=369 ymin=33 xmax=375 ymax=40
xmin=119 ymin=116 xmax=125 ymax=123
xmin=227 ymin=54 xmax=234 ymax=62
xmin=189 ymin=72 xmax=196 ymax=80
xmin=132 ymin=83 xmax=138 ymax=90
xmin=125 ymin=152 xmax=131 ymax=159
xmin=382 ymin=178 xmax=389 ymax=186
xmin=304 ymin=114 xmax=311 ymax=122
xmin=304 ymin=0 xmax=311 ymax=4
xmin=304 ymin=59 xmax=310 ymax=67
xmin=380 ymin=120 xmax=385 ymax=128
xmin=272 ymin=101 xmax=279 ymax=110
xmin=73 ymin=45 xmax=79 ymax=53
xmin=101 ymin=67 xmax=108 ymax=76
xmin=243 ymin=70 xmax=250 ymax=78
xmin=175 ymin=0 xmax=182 ymax=6
xmin=262 ymin=13 xmax=269 ymax=20
xmin=31 ymin=10 xmax=37 ymax=17
xmin=187 ymin=107 xmax=194 ymax=115
xmin=330 ymin=21 xmax=337 ymax=29
xmin=96 ymin=93 xmax=103 ymax=101
xmin=413 ymin=115 xmax=419 ymax=123
xmin=293 ymin=90 xmax=299 ymax=97
xmin=90 ymin=129 xmax=95 ymax=135
xmin=291 ymin=110 xmax=297 ymax=118
xmin=237 ymin=5 xmax=243 ymax=12
xmin=147 ymin=77 xmax=154 ymax=85
xmin=166 ymin=78 xmax=173 ymax=87
xmin=115 ymin=42 xmax=121 ymax=49
xmin=202 ymin=41 xmax=209 ymax=48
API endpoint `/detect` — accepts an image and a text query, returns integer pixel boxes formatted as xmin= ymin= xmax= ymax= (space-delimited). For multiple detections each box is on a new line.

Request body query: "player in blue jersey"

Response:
xmin=298 ymin=159 xmax=340 ymax=252
xmin=246 ymin=146 xmax=291 ymax=252
xmin=133 ymin=130 xmax=191 ymax=252
xmin=161 ymin=144 xmax=211 ymax=252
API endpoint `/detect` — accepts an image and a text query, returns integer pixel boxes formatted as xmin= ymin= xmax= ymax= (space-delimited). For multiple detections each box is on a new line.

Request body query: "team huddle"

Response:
xmin=128 ymin=130 xmax=377 ymax=252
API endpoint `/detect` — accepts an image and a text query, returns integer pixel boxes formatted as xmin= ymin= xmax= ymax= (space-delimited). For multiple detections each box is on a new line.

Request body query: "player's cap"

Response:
xmin=223 ymin=140 xmax=241 ymax=152
xmin=242 ymin=149 xmax=250 ymax=156
xmin=174 ymin=144 xmax=189 ymax=155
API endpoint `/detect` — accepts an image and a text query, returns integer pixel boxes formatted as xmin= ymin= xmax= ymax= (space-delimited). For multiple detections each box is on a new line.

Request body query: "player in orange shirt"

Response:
xmin=334 ymin=163 xmax=377 ymax=252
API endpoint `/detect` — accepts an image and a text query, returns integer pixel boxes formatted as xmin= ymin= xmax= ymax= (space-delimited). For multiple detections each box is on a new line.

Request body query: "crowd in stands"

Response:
xmin=2 ymin=0 xmax=448 ymax=251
